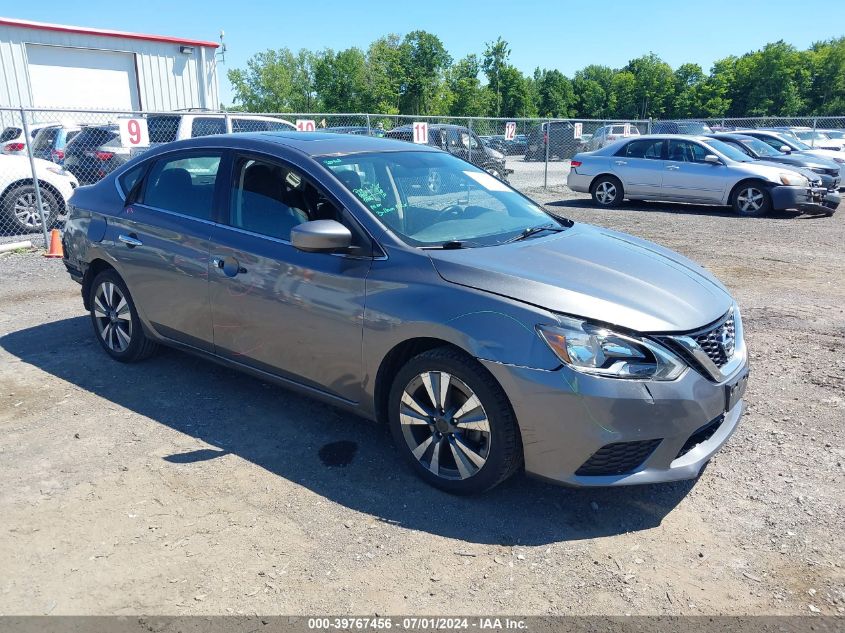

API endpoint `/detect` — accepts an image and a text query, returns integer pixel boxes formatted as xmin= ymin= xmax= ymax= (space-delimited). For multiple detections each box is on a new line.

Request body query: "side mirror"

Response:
xmin=780 ymin=145 xmax=792 ymax=153
xmin=704 ymin=154 xmax=721 ymax=164
xmin=291 ymin=220 xmax=352 ymax=253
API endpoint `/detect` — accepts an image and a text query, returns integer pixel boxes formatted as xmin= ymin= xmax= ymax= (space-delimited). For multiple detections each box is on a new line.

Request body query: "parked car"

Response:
xmin=0 ymin=122 xmax=60 ymax=156
xmin=524 ymin=120 xmax=582 ymax=161
xmin=818 ymin=129 xmax=845 ymax=141
xmin=0 ymin=154 xmax=78 ymax=233
xmin=788 ymin=128 xmax=845 ymax=151
xmin=62 ymin=131 xmax=749 ymax=493
xmin=62 ymin=124 xmax=129 ymax=185
xmin=588 ymin=124 xmax=641 ymax=150
xmin=384 ymin=124 xmax=509 ymax=181
xmin=147 ymin=112 xmax=295 ymax=145
xmin=568 ymin=135 xmax=839 ymax=216
xmin=486 ymin=134 xmax=527 ymax=155
xmin=651 ymin=121 xmax=713 ymax=135
xmin=734 ymin=130 xmax=845 ymax=167
xmin=31 ymin=122 xmax=82 ymax=163
xmin=707 ymin=133 xmax=841 ymax=191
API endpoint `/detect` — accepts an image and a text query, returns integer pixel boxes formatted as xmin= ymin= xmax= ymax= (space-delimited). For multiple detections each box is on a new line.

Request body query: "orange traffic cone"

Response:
xmin=44 ymin=229 xmax=63 ymax=258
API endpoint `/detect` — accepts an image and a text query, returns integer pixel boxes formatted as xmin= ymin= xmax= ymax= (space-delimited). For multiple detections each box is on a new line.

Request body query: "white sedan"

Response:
xmin=0 ymin=154 xmax=79 ymax=233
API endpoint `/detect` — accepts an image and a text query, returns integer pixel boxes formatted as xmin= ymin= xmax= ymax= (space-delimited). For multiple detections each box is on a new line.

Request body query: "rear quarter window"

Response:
xmin=147 ymin=116 xmax=180 ymax=143
xmin=0 ymin=127 xmax=22 ymax=143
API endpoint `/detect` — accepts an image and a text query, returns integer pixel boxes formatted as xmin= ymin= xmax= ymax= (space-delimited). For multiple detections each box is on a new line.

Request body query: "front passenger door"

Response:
xmin=208 ymin=153 xmax=373 ymax=402
xmin=661 ymin=140 xmax=726 ymax=202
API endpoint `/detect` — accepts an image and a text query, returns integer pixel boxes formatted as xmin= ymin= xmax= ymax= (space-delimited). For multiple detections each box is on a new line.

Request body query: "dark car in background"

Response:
xmin=486 ymin=134 xmax=527 ymax=155
xmin=63 ymin=124 xmax=129 ymax=185
xmin=708 ymin=133 xmax=841 ymax=191
xmin=31 ymin=123 xmax=82 ymax=163
xmin=651 ymin=120 xmax=713 ymax=135
xmin=524 ymin=121 xmax=585 ymax=161
xmin=321 ymin=125 xmax=385 ymax=137
xmin=385 ymin=124 xmax=509 ymax=180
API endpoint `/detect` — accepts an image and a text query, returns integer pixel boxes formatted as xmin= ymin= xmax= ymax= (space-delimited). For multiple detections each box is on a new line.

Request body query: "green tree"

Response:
xmin=482 ymin=37 xmax=511 ymax=116
xmin=808 ymin=37 xmax=845 ymax=114
xmin=572 ymin=65 xmax=614 ymax=117
xmin=364 ymin=35 xmax=406 ymax=114
xmin=228 ymin=48 xmax=318 ymax=112
xmin=314 ymin=48 xmax=368 ymax=112
xmin=498 ymin=65 xmax=537 ymax=118
xmin=399 ymin=31 xmax=452 ymax=114
xmin=447 ymin=55 xmax=490 ymax=117
xmin=535 ymin=69 xmax=574 ymax=117
xmin=624 ymin=53 xmax=675 ymax=118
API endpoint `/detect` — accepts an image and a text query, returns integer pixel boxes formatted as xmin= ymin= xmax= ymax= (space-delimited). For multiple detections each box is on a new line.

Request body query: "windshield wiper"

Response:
xmin=422 ymin=240 xmax=474 ymax=250
xmin=502 ymin=223 xmax=566 ymax=244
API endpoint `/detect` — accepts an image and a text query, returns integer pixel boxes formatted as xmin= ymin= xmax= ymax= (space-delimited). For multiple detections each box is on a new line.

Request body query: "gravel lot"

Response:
xmin=0 ymin=190 xmax=843 ymax=616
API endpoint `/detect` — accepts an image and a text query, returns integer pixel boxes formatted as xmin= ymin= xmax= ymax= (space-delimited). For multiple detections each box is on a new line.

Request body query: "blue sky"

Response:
xmin=8 ymin=0 xmax=845 ymax=106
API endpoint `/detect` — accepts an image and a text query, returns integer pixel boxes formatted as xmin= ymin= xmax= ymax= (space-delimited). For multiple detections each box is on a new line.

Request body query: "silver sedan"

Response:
xmin=568 ymin=135 xmax=840 ymax=216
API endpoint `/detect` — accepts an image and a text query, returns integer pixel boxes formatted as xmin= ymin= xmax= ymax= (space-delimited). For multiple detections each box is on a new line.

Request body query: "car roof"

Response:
xmin=707 ymin=133 xmax=758 ymax=141
xmin=159 ymin=131 xmax=443 ymax=157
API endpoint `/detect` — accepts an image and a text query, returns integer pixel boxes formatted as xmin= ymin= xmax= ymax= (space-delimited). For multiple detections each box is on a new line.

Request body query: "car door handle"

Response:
xmin=118 ymin=233 xmax=142 ymax=247
xmin=665 ymin=165 xmax=680 ymax=170
xmin=614 ymin=160 xmax=627 ymax=165
xmin=212 ymin=256 xmax=247 ymax=277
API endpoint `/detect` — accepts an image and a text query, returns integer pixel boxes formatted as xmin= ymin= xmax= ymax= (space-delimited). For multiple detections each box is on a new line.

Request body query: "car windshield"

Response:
xmin=823 ymin=130 xmax=845 ymax=139
xmin=702 ymin=138 xmax=752 ymax=162
xmin=321 ymin=151 xmax=563 ymax=247
xmin=795 ymin=130 xmax=827 ymax=141
xmin=739 ymin=137 xmax=781 ymax=157
xmin=781 ymin=135 xmax=811 ymax=150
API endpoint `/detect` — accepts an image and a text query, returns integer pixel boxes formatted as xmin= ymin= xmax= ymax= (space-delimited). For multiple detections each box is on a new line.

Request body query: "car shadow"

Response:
xmin=1 ymin=316 xmax=697 ymax=546
xmin=545 ymin=198 xmax=831 ymax=220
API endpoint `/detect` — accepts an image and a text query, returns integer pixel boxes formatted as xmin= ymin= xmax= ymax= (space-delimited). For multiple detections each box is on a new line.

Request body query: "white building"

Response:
xmin=0 ymin=16 xmax=220 ymax=112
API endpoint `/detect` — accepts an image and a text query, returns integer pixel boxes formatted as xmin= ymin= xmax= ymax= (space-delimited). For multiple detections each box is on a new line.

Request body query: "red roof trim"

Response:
xmin=0 ymin=17 xmax=219 ymax=48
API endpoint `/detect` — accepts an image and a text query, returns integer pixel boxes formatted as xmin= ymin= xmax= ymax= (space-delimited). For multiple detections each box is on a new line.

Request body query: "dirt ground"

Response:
xmin=0 ymin=191 xmax=843 ymax=616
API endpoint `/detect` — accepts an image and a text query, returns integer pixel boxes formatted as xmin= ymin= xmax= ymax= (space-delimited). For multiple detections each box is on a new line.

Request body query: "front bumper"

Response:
xmin=770 ymin=185 xmax=840 ymax=214
xmin=482 ymin=358 xmax=749 ymax=487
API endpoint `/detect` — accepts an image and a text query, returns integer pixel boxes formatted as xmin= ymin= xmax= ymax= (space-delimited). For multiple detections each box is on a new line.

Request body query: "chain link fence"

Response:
xmin=3 ymin=107 xmax=845 ymax=249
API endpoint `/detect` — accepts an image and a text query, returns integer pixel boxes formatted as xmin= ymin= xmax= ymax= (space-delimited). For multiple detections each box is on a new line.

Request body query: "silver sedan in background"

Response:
xmin=568 ymin=135 xmax=840 ymax=216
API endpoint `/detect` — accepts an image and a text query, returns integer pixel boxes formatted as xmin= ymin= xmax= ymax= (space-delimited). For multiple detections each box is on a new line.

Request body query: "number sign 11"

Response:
xmin=412 ymin=122 xmax=428 ymax=144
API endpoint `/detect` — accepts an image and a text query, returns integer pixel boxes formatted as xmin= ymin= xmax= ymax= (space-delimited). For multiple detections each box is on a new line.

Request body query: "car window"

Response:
xmin=64 ymin=130 xmax=81 ymax=146
xmin=228 ymin=155 xmax=354 ymax=243
xmin=231 ymin=118 xmax=269 ymax=133
xmin=667 ymin=140 xmax=709 ymax=162
xmin=33 ymin=127 xmax=59 ymax=151
xmin=147 ymin=116 xmax=180 ymax=143
xmin=67 ymin=127 xmax=119 ymax=152
xmin=619 ymin=139 xmax=664 ymax=159
xmin=0 ymin=127 xmax=21 ymax=143
xmin=191 ymin=117 xmax=227 ymax=137
xmin=142 ymin=153 xmax=221 ymax=219
xmin=118 ymin=163 xmax=146 ymax=198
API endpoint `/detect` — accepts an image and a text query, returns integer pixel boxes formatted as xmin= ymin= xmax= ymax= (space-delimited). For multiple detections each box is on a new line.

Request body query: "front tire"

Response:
xmin=591 ymin=175 xmax=624 ymax=207
xmin=89 ymin=270 xmax=158 ymax=362
xmin=2 ymin=184 xmax=58 ymax=233
xmin=388 ymin=347 xmax=522 ymax=494
xmin=732 ymin=183 xmax=771 ymax=216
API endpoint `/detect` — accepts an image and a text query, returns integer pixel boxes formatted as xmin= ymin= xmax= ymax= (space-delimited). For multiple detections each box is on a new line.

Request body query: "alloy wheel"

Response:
xmin=595 ymin=181 xmax=617 ymax=205
xmin=93 ymin=281 xmax=133 ymax=353
xmin=13 ymin=192 xmax=51 ymax=229
xmin=399 ymin=371 xmax=491 ymax=481
xmin=736 ymin=187 xmax=764 ymax=213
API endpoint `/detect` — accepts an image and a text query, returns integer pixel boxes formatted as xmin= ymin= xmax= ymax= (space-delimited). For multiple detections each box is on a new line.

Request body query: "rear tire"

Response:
xmin=89 ymin=269 xmax=158 ymax=363
xmin=591 ymin=175 xmax=624 ymax=207
xmin=388 ymin=347 xmax=522 ymax=494
xmin=731 ymin=182 xmax=771 ymax=216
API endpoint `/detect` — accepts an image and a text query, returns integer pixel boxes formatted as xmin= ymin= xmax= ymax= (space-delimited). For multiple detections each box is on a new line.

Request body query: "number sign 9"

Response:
xmin=118 ymin=118 xmax=149 ymax=148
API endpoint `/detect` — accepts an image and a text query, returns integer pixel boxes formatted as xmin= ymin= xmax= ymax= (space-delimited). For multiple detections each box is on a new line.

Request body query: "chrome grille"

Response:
xmin=693 ymin=313 xmax=735 ymax=367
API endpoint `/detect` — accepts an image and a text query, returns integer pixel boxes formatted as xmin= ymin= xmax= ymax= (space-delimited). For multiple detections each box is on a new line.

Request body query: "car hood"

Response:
xmin=427 ymin=223 xmax=733 ymax=333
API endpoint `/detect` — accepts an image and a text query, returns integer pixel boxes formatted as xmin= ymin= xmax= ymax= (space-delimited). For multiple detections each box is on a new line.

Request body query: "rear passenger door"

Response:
xmin=611 ymin=138 xmax=665 ymax=196
xmin=108 ymin=150 xmax=226 ymax=351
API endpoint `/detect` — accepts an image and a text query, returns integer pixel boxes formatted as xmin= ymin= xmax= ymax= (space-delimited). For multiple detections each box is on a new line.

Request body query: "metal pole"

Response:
xmin=543 ymin=118 xmax=551 ymax=190
xmin=366 ymin=113 xmax=371 ymax=136
xmin=812 ymin=116 xmax=818 ymax=148
xmin=20 ymin=109 xmax=50 ymax=247
xmin=223 ymin=111 xmax=231 ymax=133
xmin=467 ymin=118 xmax=472 ymax=165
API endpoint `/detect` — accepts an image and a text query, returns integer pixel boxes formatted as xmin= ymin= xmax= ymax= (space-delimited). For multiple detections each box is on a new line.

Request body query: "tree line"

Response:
xmin=227 ymin=33 xmax=845 ymax=119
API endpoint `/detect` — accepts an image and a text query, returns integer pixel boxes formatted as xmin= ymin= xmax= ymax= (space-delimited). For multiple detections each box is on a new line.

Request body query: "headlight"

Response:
xmin=537 ymin=317 xmax=686 ymax=380
xmin=778 ymin=172 xmax=808 ymax=186
xmin=46 ymin=166 xmax=66 ymax=176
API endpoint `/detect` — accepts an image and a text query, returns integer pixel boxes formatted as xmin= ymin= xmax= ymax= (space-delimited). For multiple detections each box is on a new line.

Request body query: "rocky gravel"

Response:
xmin=0 ymin=191 xmax=842 ymax=616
